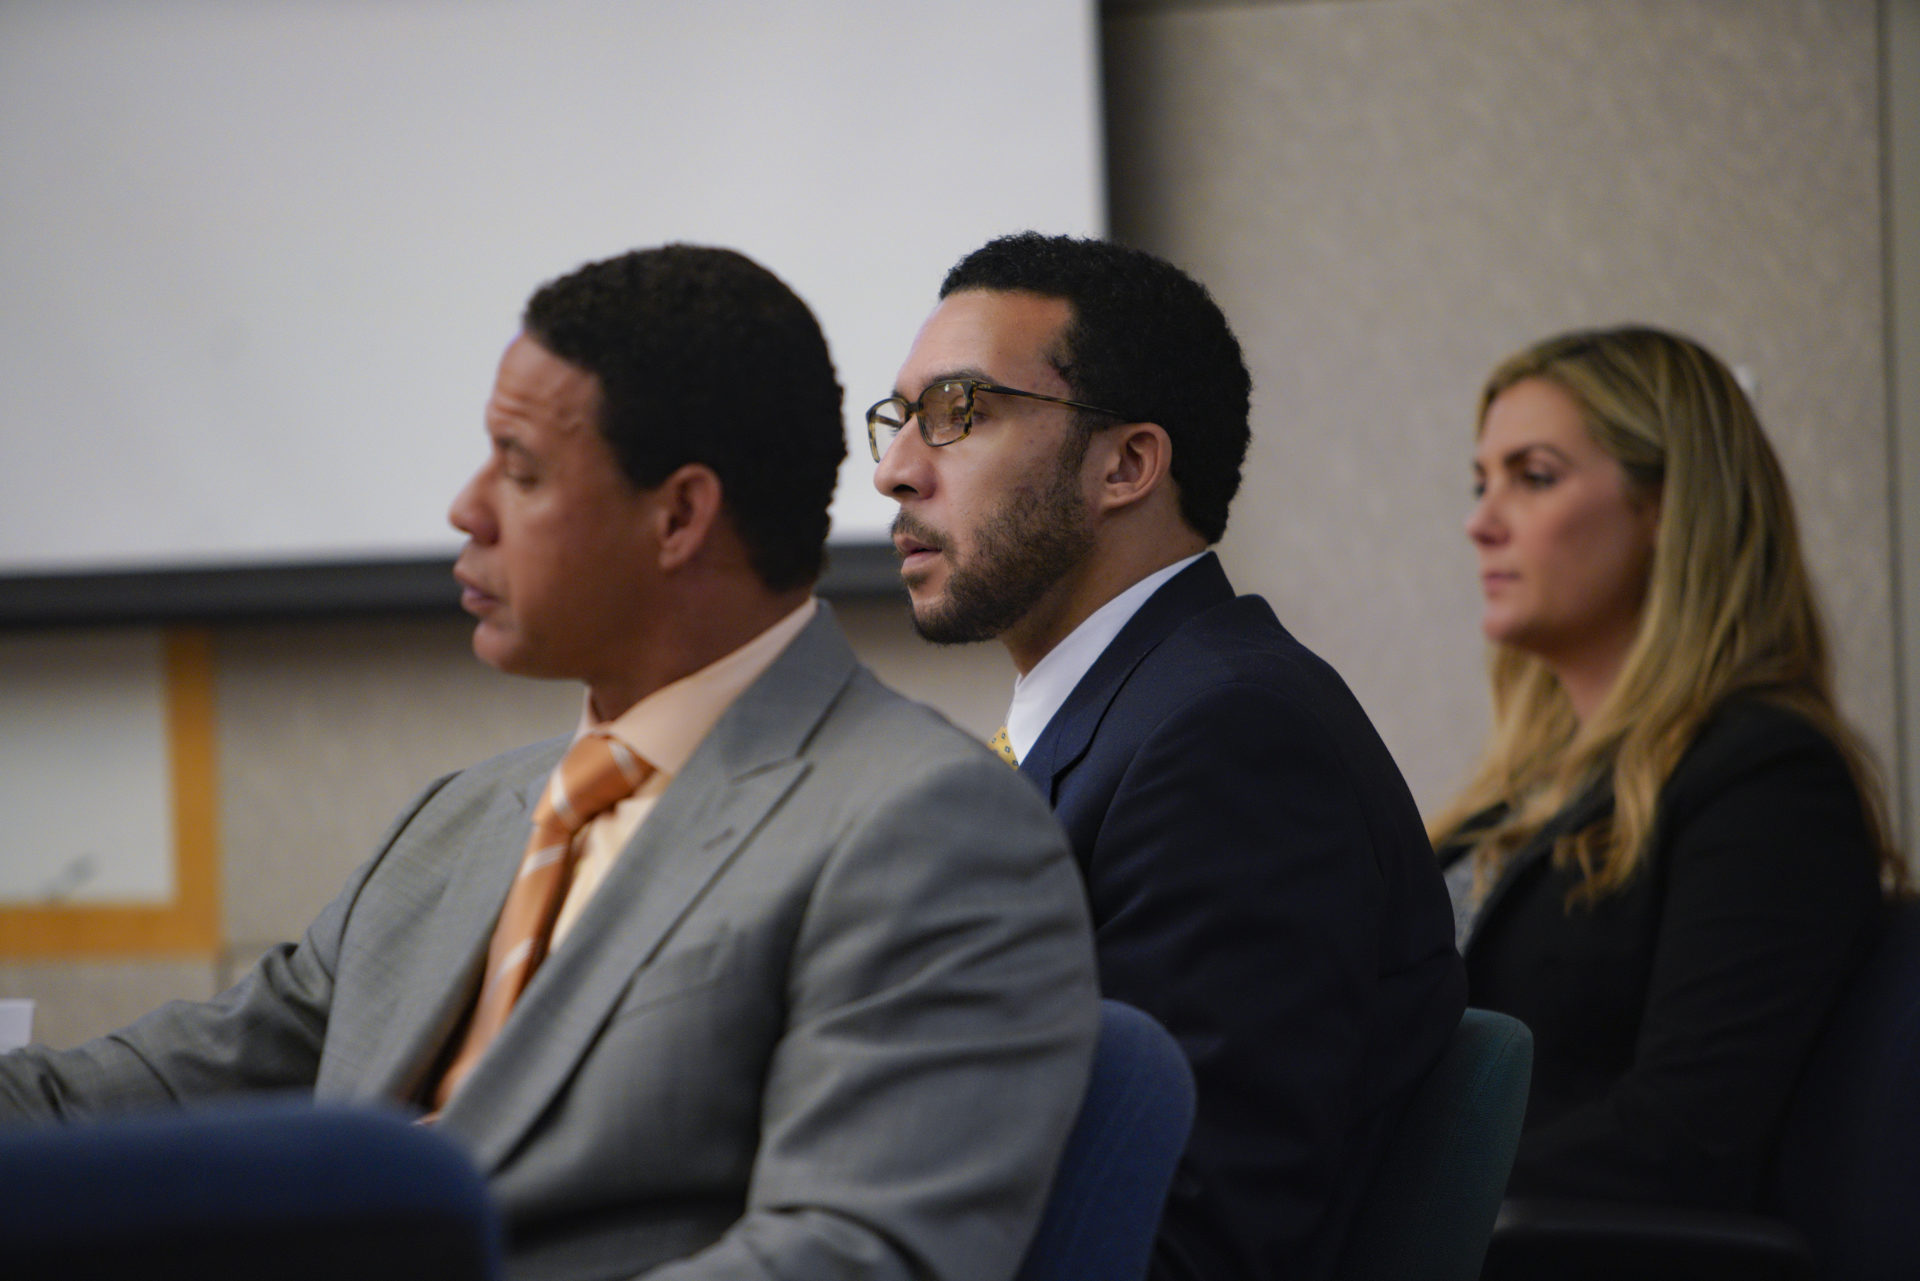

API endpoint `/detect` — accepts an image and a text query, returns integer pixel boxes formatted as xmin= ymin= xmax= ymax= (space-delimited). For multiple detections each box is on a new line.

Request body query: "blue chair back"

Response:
xmin=0 ymin=1097 xmax=502 ymax=1280
xmin=1770 ymin=896 xmax=1920 ymax=1280
xmin=1335 ymin=1007 xmax=1534 ymax=1281
xmin=1015 ymin=998 xmax=1197 ymax=1281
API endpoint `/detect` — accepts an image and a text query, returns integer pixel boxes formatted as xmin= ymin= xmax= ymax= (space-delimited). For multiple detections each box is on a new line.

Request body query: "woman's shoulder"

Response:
xmin=1658 ymin=695 xmax=1874 ymax=862
xmin=1668 ymin=696 xmax=1852 ymax=796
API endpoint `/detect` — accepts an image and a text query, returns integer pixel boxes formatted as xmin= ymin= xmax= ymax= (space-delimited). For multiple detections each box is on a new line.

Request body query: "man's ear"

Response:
xmin=1092 ymin=422 xmax=1174 ymax=514
xmin=649 ymin=463 xmax=725 ymax=572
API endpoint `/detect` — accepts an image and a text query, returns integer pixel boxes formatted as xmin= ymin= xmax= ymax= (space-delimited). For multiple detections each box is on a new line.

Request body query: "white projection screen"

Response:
xmin=0 ymin=0 xmax=1105 ymax=617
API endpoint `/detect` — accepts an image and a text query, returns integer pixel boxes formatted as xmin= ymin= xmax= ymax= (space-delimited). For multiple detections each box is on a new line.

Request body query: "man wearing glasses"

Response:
xmin=871 ymin=232 xmax=1465 ymax=1281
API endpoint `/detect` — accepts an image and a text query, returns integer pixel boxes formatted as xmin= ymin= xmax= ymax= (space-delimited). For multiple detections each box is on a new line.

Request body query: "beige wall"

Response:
xmin=3 ymin=0 xmax=1905 ymax=1048
xmin=1106 ymin=0 xmax=1893 ymax=813
xmin=1892 ymin=0 xmax=1920 ymax=882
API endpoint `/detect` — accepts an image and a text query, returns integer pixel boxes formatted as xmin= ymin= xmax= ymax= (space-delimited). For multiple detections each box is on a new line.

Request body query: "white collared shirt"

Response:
xmin=1003 ymin=553 xmax=1205 ymax=764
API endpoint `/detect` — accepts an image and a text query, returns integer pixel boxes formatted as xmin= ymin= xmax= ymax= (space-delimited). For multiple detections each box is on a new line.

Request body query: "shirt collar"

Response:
xmin=576 ymin=597 xmax=818 ymax=776
xmin=1003 ymin=553 xmax=1205 ymax=761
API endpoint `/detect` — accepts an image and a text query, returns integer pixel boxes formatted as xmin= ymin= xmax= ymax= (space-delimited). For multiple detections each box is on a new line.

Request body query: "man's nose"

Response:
xmin=449 ymin=468 xmax=495 ymax=543
xmin=872 ymin=425 xmax=932 ymax=500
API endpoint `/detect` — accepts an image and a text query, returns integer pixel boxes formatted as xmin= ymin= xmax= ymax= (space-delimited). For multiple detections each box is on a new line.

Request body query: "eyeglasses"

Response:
xmin=865 ymin=378 xmax=1128 ymax=463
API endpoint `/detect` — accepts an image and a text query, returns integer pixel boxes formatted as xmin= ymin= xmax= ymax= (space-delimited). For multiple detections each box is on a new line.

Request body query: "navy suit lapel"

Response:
xmin=1020 ymin=553 xmax=1234 ymax=800
xmin=441 ymin=607 xmax=856 ymax=1173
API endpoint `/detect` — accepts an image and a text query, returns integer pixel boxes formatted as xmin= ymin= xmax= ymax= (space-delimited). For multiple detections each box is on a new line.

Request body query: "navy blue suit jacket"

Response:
xmin=1020 ymin=553 xmax=1465 ymax=1281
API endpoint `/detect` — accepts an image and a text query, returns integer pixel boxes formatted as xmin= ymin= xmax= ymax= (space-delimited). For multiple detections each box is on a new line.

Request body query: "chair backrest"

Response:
xmin=1334 ymin=1007 xmax=1534 ymax=1281
xmin=1015 ymin=998 xmax=1197 ymax=1281
xmin=0 ymin=1097 xmax=503 ymax=1280
xmin=1770 ymin=895 xmax=1920 ymax=1281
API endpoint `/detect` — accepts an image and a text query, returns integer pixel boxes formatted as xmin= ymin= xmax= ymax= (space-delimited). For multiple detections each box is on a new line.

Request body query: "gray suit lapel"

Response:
xmin=443 ymin=606 xmax=857 ymax=1173
xmin=350 ymin=757 xmax=555 ymax=1104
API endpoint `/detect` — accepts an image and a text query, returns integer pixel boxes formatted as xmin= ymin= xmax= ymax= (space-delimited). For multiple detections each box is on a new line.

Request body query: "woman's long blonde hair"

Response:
xmin=1428 ymin=325 xmax=1901 ymax=903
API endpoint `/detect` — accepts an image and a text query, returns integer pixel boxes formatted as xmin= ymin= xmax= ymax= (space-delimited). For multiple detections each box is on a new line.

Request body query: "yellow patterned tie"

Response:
xmin=988 ymin=725 xmax=1018 ymax=768
xmin=430 ymin=732 xmax=651 ymax=1111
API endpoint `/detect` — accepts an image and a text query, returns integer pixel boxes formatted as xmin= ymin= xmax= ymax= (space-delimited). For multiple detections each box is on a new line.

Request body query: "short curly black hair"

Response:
xmin=523 ymin=245 xmax=845 ymax=591
xmin=941 ymin=233 xmax=1250 ymax=542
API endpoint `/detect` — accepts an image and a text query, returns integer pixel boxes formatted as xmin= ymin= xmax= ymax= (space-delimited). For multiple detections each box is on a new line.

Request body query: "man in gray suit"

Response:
xmin=0 ymin=246 xmax=1100 ymax=1281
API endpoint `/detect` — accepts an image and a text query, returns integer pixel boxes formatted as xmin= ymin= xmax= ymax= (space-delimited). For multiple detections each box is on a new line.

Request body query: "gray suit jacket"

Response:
xmin=0 ymin=607 xmax=1101 ymax=1281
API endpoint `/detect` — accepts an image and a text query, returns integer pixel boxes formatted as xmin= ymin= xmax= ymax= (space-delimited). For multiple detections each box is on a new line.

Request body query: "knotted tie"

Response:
xmin=430 ymin=732 xmax=652 ymax=1111
xmin=988 ymin=725 xmax=1018 ymax=768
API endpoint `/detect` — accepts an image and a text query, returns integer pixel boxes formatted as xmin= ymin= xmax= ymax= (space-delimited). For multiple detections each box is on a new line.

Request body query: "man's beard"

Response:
xmin=897 ymin=443 xmax=1095 ymax=645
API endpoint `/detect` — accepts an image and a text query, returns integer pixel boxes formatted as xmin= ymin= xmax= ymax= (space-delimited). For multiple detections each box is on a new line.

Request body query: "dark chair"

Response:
xmin=0 ymin=1097 xmax=503 ymax=1280
xmin=1484 ymin=896 xmax=1920 ymax=1281
xmin=1015 ymin=998 xmax=1197 ymax=1281
xmin=1333 ymin=1007 xmax=1534 ymax=1281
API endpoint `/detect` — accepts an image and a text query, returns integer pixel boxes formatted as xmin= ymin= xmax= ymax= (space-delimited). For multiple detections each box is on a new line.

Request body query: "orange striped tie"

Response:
xmin=430 ymin=732 xmax=651 ymax=1111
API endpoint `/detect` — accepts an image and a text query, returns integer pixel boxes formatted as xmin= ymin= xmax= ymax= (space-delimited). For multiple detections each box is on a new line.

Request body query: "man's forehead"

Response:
xmin=897 ymin=290 xmax=1072 ymax=391
xmin=490 ymin=334 xmax=601 ymax=428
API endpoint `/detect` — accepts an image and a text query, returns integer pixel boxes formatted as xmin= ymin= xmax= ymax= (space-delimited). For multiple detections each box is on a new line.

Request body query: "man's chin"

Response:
xmin=907 ymin=594 xmax=999 ymax=647
xmin=469 ymin=620 xmax=525 ymax=673
xmin=899 ymin=563 xmax=946 ymax=616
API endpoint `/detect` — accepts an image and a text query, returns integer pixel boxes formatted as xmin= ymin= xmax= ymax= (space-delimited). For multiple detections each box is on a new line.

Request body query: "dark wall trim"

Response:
xmin=823 ymin=542 xmax=908 ymax=598
xmin=1103 ymin=0 xmax=1317 ymax=13
xmin=0 ymin=541 xmax=903 ymax=631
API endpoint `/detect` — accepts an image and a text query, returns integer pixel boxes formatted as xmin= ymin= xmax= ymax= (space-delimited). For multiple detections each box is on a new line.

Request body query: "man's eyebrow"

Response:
xmin=894 ymin=368 xmax=995 ymax=399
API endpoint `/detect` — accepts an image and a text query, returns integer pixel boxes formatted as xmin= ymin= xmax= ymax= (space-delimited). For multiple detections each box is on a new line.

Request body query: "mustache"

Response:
xmin=890 ymin=510 xmax=948 ymax=556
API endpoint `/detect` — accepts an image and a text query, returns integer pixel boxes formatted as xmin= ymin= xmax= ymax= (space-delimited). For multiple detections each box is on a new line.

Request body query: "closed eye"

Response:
xmin=493 ymin=437 xmax=540 ymax=488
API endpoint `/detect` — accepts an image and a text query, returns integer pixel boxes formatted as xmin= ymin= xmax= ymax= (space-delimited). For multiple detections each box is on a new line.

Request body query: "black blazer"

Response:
xmin=1439 ymin=698 xmax=1883 ymax=1209
xmin=1021 ymin=554 xmax=1466 ymax=1281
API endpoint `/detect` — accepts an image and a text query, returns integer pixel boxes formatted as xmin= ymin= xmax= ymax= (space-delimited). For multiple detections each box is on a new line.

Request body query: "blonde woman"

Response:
xmin=1431 ymin=325 xmax=1903 ymax=1210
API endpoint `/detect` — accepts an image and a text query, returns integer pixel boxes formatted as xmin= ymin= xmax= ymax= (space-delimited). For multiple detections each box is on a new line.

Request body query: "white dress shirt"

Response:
xmin=1002 ymin=553 xmax=1204 ymax=764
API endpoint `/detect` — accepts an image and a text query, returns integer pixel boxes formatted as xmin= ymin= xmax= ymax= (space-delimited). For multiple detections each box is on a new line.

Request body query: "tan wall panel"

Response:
xmin=0 ymin=960 xmax=219 ymax=1051
xmin=213 ymin=616 xmax=580 ymax=957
